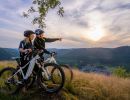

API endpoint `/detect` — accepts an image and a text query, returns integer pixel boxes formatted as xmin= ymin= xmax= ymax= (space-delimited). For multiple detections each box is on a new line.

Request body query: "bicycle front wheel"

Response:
xmin=0 ymin=67 xmax=19 ymax=94
xmin=37 ymin=63 xmax=65 ymax=93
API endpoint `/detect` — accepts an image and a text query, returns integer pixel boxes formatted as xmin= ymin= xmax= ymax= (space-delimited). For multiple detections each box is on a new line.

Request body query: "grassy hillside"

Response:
xmin=0 ymin=61 xmax=130 ymax=100
xmin=0 ymin=61 xmax=16 ymax=70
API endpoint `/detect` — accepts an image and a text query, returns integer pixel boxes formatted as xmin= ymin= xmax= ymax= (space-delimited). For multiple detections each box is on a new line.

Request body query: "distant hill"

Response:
xmin=51 ymin=46 xmax=130 ymax=66
xmin=1 ymin=46 xmax=130 ymax=69
xmin=0 ymin=48 xmax=19 ymax=60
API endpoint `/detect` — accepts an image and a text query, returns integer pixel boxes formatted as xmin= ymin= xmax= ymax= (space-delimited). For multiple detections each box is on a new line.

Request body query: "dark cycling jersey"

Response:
xmin=33 ymin=37 xmax=59 ymax=54
xmin=19 ymin=40 xmax=33 ymax=64
xmin=19 ymin=40 xmax=33 ymax=74
xmin=19 ymin=40 xmax=33 ymax=49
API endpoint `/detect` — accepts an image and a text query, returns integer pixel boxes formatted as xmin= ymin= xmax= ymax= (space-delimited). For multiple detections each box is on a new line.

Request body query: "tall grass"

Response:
xmin=0 ymin=61 xmax=17 ymax=70
xmin=71 ymin=70 xmax=130 ymax=100
xmin=1 ymin=61 xmax=130 ymax=100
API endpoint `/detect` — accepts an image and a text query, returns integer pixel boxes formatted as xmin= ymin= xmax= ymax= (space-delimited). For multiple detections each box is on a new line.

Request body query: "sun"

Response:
xmin=87 ymin=26 xmax=105 ymax=41
xmin=85 ymin=11 xmax=105 ymax=41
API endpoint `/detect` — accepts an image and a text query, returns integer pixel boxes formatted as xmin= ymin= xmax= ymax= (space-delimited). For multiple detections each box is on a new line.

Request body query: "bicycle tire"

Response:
xmin=0 ymin=67 xmax=19 ymax=94
xmin=37 ymin=63 xmax=65 ymax=93
xmin=60 ymin=64 xmax=73 ymax=82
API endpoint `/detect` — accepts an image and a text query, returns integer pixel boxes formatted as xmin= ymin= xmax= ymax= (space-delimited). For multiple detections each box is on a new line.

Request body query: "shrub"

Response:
xmin=112 ymin=67 xmax=128 ymax=77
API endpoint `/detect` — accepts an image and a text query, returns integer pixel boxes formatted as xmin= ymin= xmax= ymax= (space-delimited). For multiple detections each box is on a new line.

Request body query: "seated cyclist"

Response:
xmin=19 ymin=30 xmax=35 ymax=74
xmin=33 ymin=29 xmax=62 ymax=57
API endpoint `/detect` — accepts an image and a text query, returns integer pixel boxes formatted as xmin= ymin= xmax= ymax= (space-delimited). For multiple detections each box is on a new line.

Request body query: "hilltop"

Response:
xmin=0 ymin=61 xmax=130 ymax=100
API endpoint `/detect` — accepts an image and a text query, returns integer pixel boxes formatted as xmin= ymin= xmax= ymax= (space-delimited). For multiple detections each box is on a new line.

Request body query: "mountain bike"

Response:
xmin=28 ymin=51 xmax=74 ymax=88
xmin=44 ymin=52 xmax=73 ymax=83
xmin=0 ymin=50 xmax=65 ymax=94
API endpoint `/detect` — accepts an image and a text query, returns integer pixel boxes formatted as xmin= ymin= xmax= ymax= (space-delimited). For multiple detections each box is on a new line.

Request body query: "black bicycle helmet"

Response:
xmin=35 ymin=29 xmax=44 ymax=35
xmin=24 ymin=30 xmax=35 ymax=37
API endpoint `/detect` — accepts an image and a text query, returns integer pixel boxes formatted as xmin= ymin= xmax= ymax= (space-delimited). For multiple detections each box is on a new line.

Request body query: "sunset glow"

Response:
xmin=87 ymin=26 xmax=105 ymax=41
xmin=85 ymin=11 xmax=105 ymax=41
xmin=0 ymin=0 xmax=130 ymax=48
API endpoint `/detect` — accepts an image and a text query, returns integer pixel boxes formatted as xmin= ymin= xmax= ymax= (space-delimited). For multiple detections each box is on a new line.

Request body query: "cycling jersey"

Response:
xmin=19 ymin=40 xmax=33 ymax=66
xmin=33 ymin=37 xmax=59 ymax=54
xmin=19 ymin=40 xmax=33 ymax=50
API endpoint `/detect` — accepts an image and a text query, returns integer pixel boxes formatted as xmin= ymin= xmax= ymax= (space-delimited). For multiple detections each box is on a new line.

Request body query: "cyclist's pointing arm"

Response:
xmin=45 ymin=38 xmax=61 ymax=42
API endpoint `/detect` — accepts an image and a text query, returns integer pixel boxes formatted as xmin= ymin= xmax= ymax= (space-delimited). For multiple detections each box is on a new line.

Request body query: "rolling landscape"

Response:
xmin=0 ymin=46 xmax=130 ymax=99
xmin=1 ymin=0 xmax=130 ymax=99
xmin=1 ymin=46 xmax=130 ymax=70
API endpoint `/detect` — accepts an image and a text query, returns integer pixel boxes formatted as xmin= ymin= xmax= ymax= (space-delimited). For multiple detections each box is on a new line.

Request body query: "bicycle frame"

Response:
xmin=44 ymin=55 xmax=57 ymax=64
xmin=8 ymin=53 xmax=58 ymax=84
xmin=8 ymin=55 xmax=41 ymax=82
xmin=43 ymin=55 xmax=62 ymax=77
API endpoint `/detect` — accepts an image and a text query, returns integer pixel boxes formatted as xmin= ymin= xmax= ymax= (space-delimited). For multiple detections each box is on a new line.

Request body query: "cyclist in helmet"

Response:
xmin=34 ymin=29 xmax=62 ymax=55
xmin=19 ymin=30 xmax=35 ymax=70
xmin=17 ymin=30 xmax=35 ymax=93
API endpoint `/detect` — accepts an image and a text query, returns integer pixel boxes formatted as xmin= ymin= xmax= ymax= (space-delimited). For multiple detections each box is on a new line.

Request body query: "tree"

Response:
xmin=23 ymin=0 xmax=64 ymax=28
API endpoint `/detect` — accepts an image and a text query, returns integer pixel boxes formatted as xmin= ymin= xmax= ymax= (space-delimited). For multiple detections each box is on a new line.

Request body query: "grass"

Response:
xmin=0 ymin=61 xmax=17 ymax=70
xmin=71 ymin=70 xmax=130 ymax=100
xmin=0 ymin=61 xmax=130 ymax=100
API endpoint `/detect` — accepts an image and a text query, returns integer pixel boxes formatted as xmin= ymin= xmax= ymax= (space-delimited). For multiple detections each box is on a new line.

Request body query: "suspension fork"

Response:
xmin=41 ymin=66 xmax=50 ymax=80
xmin=38 ymin=60 xmax=50 ymax=80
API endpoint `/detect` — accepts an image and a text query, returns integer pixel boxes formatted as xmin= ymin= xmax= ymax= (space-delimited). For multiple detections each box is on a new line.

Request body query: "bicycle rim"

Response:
xmin=0 ymin=67 xmax=19 ymax=94
xmin=38 ymin=63 xmax=65 ymax=93
xmin=60 ymin=64 xmax=73 ymax=83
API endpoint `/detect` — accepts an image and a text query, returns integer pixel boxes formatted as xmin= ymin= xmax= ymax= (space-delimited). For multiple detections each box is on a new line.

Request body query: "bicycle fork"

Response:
xmin=41 ymin=67 xmax=51 ymax=80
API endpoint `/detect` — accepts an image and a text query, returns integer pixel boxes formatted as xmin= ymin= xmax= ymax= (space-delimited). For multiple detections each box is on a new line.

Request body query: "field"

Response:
xmin=0 ymin=61 xmax=130 ymax=100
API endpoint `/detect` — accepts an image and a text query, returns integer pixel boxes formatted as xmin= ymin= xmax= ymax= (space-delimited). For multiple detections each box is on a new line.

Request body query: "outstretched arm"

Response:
xmin=45 ymin=38 xmax=62 ymax=42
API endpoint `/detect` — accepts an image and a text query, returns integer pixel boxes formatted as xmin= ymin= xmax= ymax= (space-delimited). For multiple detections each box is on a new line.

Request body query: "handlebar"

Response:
xmin=50 ymin=52 xmax=57 ymax=57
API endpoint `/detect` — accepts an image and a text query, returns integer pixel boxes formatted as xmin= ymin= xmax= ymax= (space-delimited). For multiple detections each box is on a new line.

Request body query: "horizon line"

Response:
xmin=0 ymin=45 xmax=130 ymax=49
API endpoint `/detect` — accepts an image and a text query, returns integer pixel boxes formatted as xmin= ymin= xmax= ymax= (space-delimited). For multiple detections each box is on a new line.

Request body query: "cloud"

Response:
xmin=0 ymin=0 xmax=130 ymax=48
xmin=0 ymin=18 xmax=29 ymax=29
xmin=0 ymin=28 xmax=23 ymax=48
xmin=46 ymin=0 xmax=130 ymax=48
xmin=0 ymin=28 xmax=23 ymax=38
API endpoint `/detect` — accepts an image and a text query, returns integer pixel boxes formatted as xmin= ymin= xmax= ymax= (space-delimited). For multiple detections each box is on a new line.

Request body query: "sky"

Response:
xmin=0 ymin=0 xmax=130 ymax=48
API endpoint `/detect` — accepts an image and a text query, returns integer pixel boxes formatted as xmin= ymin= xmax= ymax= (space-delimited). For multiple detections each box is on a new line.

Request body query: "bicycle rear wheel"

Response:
xmin=52 ymin=64 xmax=73 ymax=84
xmin=60 ymin=64 xmax=73 ymax=83
xmin=0 ymin=67 xmax=19 ymax=94
xmin=37 ymin=63 xmax=65 ymax=93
